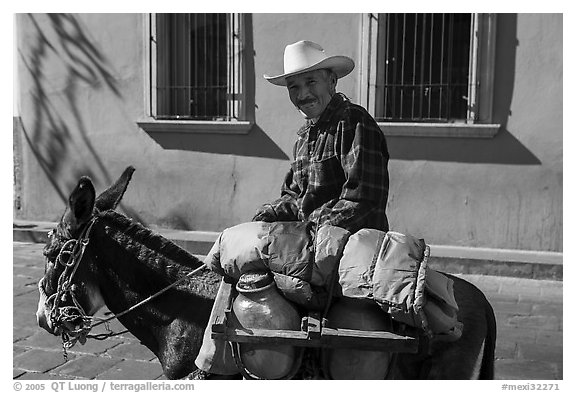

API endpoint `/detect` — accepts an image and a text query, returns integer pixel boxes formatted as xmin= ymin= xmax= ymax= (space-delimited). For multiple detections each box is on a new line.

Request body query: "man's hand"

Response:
xmin=252 ymin=204 xmax=278 ymax=222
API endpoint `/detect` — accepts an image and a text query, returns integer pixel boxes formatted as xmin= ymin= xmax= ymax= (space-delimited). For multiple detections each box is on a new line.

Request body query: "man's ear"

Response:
xmin=68 ymin=176 xmax=96 ymax=224
xmin=328 ymin=71 xmax=338 ymax=94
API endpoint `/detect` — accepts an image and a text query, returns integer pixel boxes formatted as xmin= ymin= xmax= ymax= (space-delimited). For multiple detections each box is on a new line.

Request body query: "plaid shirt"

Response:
xmin=254 ymin=93 xmax=389 ymax=234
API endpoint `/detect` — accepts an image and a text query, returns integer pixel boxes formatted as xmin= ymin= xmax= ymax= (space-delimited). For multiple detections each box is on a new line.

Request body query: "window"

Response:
xmin=360 ymin=13 xmax=499 ymax=137
xmin=150 ymin=13 xmax=244 ymax=121
xmin=377 ymin=14 xmax=471 ymax=122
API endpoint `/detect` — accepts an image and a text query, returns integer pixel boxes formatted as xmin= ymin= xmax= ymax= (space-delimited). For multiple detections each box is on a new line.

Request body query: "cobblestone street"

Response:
xmin=13 ymin=241 xmax=563 ymax=380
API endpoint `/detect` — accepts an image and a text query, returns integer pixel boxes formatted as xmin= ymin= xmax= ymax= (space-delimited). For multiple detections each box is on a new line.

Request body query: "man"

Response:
xmin=254 ymin=40 xmax=389 ymax=234
xmin=192 ymin=40 xmax=389 ymax=380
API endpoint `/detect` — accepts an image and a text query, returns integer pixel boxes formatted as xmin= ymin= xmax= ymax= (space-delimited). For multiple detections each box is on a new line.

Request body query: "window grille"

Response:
xmin=375 ymin=13 xmax=472 ymax=122
xmin=153 ymin=13 xmax=242 ymax=121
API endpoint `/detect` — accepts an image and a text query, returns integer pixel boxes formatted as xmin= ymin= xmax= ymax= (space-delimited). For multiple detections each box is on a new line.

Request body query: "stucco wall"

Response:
xmin=15 ymin=13 xmax=562 ymax=252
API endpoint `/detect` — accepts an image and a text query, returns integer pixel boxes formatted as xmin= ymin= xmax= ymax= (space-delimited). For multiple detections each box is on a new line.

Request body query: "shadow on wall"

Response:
xmin=387 ymin=129 xmax=541 ymax=165
xmin=388 ymin=14 xmax=540 ymax=165
xmin=19 ymin=13 xmax=143 ymax=221
xmin=143 ymin=124 xmax=290 ymax=160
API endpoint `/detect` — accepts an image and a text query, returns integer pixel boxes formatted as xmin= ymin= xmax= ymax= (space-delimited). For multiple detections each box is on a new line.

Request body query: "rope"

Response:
xmin=90 ymin=264 xmax=208 ymax=329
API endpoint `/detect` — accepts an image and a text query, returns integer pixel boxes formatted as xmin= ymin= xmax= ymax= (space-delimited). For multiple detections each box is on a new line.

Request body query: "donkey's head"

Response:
xmin=36 ymin=166 xmax=135 ymax=340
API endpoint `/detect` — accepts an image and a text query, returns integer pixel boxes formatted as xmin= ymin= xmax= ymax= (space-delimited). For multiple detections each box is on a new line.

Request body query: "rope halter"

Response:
xmin=42 ymin=217 xmax=98 ymax=357
xmin=40 ymin=212 xmax=209 ymax=361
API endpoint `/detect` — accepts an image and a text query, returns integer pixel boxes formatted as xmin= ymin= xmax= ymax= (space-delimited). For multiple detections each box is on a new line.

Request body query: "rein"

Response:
xmin=43 ymin=214 xmax=208 ymax=358
xmin=90 ymin=263 xmax=208 ymax=329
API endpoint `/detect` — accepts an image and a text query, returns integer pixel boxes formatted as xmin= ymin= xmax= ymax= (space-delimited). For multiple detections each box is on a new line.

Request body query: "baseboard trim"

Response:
xmin=429 ymin=244 xmax=562 ymax=266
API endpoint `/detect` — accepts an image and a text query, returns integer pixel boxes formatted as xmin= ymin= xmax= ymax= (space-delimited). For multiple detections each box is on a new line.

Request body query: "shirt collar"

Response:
xmin=297 ymin=93 xmax=347 ymax=135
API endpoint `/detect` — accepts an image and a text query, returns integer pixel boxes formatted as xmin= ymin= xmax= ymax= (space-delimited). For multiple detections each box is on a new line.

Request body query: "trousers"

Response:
xmin=194 ymin=280 xmax=239 ymax=375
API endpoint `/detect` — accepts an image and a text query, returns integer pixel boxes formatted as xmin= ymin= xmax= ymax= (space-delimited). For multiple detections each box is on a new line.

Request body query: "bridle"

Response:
xmin=39 ymin=215 xmax=99 ymax=356
xmin=40 ymin=212 xmax=207 ymax=359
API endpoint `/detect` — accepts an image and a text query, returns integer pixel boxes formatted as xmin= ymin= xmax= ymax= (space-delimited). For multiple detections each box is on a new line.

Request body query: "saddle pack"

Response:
xmin=204 ymin=221 xmax=462 ymax=340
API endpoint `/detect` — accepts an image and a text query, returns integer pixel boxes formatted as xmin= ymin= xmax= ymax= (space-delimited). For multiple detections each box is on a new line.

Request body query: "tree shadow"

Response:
xmin=19 ymin=13 xmax=142 ymax=220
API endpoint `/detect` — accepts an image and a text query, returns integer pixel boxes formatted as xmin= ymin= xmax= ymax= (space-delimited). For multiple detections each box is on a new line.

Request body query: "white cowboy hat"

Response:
xmin=264 ymin=40 xmax=355 ymax=86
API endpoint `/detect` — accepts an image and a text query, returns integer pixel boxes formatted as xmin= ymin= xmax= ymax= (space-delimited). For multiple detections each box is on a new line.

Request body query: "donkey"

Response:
xmin=36 ymin=166 xmax=220 ymax=379
xmin=37 ymin=167 xmax=496 ymax=379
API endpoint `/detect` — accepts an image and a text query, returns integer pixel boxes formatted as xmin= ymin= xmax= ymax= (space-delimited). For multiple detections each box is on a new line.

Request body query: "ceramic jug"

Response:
xmin=232 ymin=271 xmax=301 ymax=379
xmin=323 ymin=297 xmax=393 ymax=379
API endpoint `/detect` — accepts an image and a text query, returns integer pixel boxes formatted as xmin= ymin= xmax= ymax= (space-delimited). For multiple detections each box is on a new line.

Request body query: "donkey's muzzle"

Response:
xmin=36 ymin=279 xmax=56 ymax=335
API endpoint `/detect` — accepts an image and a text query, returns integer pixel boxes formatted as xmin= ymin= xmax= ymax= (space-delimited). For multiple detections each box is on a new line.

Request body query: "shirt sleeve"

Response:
xmin=252 ymin=166 xmax=301 ymax=222
xmin=308 ymin=114 xmax=389 ymax=233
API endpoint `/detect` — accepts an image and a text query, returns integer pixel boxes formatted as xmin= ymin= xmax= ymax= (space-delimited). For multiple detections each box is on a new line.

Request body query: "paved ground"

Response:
xmin=13 ymin=241 xmax=563 ymax=380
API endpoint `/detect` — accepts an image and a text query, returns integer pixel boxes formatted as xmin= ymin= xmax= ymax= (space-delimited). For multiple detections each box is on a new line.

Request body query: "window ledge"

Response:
xmin=137 ymin=119 xmax=253 ymax=135
xmin=378 ymin=122 xmax=501 ymax=138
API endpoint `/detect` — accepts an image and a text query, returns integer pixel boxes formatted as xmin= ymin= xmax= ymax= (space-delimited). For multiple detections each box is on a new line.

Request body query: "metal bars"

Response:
xmin=155 ymin=13 xmax=241 ymax=121
xmin=378 ymin=13 xmax=472 ymax=122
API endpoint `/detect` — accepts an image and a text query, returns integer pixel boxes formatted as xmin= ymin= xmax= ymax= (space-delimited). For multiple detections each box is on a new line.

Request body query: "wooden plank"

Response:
xmin=209 ymin=285 xmax=420 ymax=353
xmin=212 ymin=326 xmax=419 ymax=353
xmin=321 ymin=327 xmax=419 ymax=353
xmin=322 ymin=327 xmax=411 ymax=339
xmin=209 ymin=279 xmax=233 ymax=335
xmin=214 ymin=328 xmax=310 ymax=346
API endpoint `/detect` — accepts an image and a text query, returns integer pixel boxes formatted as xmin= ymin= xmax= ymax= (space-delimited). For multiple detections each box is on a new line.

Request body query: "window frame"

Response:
xmin=358 ymin=13 xmax=500 ymax=138
xmin=138 ymin=13 xmax=253 ymax=135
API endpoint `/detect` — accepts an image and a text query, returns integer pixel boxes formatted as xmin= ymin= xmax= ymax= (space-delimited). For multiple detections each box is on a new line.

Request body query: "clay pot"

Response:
xmin=323 ymin=297 xmax=393 ymax=379
xmin=232 ymin=271 xmax=301 ymax=379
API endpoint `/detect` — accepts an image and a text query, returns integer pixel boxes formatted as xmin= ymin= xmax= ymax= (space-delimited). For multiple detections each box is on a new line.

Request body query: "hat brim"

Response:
xmin=264 ymin=56 xmax=355 ymax=86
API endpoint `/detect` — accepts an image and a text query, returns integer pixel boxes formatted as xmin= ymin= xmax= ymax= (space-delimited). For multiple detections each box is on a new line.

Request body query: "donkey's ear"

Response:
xmin=95 ymin=166 xmax=135 ymax=212
xmin=69 ymin=176 xmax=96 ymax=224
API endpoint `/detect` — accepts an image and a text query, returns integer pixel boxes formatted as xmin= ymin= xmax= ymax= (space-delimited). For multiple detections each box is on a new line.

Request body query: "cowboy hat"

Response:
xmin=264 ymin=40 xmax=355 ymax=86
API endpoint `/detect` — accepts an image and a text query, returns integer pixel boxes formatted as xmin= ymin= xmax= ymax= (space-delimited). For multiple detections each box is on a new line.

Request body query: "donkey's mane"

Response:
xmin=96 ymin=210 xmax=217 ymax=292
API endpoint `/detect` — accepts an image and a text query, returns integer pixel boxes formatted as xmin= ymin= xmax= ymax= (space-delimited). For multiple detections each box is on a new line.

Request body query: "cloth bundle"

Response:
xmin=204 ymin=221 xmax=463 ymax=339
xmin=336 ymin=228 xmax=463 ymax=339
xmin=204 ymin=221 xmax=350 ymax=310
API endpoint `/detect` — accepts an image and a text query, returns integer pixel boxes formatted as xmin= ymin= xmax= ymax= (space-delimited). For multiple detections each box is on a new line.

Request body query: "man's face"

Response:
xmin=286 ymin=69 xmax=336 ymax=119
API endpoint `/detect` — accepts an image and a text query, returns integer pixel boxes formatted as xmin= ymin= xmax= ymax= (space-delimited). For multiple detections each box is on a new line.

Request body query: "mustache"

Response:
xmin=297 ymin=98 xmax=316 ymax=106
